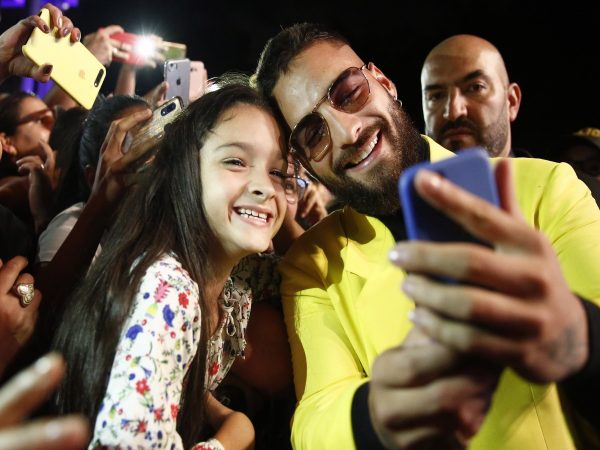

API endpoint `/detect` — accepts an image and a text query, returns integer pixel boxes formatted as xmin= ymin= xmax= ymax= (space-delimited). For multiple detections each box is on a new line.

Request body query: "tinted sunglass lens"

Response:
xmin=292 ymin=113 xmax=329 ymax=161
xmin=329 ymin=67 xmax=369 ymax=113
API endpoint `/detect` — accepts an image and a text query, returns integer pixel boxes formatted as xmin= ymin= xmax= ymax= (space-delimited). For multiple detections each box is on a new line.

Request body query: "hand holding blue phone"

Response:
xmin=399 ymin=147 xmax=499 ymax=246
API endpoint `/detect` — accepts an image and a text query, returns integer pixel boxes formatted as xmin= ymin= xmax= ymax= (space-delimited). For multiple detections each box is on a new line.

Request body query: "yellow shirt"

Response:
xmin=280 ymin=137 xmax=600 ymax=450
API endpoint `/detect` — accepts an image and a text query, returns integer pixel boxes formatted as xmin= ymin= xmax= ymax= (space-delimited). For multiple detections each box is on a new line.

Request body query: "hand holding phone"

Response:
xmin=0 ymin=3 xmax=79 ymax=83
xmin=123 ymin=96 xmax=183 ymax=171
xmin=109 ymin=31 xmax=169 ymax=67
xmin=399 ymin=148 xmax=499 ymax=246
xmin=22 ymin=8 xmax=105 ymax=109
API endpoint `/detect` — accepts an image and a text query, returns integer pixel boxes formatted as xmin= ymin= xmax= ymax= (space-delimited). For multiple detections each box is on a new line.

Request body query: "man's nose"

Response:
xmin=443 ymin=89 xmax=467 ymax=121
xmin=324 ymin=107 xmax=363 ymax=151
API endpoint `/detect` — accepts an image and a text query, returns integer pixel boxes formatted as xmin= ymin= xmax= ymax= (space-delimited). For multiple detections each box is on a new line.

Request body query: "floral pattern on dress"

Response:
xmin=89 ymin=253 xmax=279 ymax=449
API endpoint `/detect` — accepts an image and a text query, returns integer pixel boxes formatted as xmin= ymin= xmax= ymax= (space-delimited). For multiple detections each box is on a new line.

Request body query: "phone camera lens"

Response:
xmin=161 ymin=102 xmax=176 ymax=116
xmin=94 ymin=68 xmax=105 ymax=87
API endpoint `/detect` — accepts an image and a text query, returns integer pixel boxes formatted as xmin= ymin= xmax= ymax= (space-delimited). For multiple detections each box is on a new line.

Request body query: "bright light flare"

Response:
xmin=134 ymin=36 xmax=156 ymax=58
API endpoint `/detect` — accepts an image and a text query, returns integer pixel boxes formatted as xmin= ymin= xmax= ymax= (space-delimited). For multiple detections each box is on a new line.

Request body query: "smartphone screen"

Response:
xmin=398 ymin=148 xmax=499 ymax=245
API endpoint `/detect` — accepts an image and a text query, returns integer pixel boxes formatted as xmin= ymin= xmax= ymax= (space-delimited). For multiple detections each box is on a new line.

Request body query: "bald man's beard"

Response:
xmin=317 ymin=99 xmax=424 ymax=216
xmin=436 ymin=102 xmax=510 ymax=158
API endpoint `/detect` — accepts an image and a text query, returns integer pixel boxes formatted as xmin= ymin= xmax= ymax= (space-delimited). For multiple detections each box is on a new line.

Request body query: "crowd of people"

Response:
xmin=0 ymin=4 xmax=598 ymax=450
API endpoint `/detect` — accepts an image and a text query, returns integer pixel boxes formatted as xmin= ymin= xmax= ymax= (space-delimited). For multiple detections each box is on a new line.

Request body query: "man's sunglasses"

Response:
xmin=289 ymin=64 xmax=371 ymax=164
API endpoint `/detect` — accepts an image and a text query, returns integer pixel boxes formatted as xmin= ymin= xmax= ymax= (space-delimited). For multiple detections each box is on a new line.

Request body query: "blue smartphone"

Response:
xmin=398 ymin=148 xmax=499 ymax=246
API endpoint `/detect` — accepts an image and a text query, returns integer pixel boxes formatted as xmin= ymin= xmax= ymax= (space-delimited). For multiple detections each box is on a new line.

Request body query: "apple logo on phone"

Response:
xmin=78 ymin=69 xmax=86 ymax=80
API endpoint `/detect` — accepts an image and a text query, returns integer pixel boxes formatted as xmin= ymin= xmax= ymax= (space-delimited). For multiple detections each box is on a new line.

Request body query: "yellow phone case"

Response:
xmin=21 ymin=8 xmax=105 ymax=110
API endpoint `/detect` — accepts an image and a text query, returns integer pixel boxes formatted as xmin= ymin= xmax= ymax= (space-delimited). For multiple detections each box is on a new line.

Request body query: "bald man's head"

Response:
xmin=421 ymin=34 xmax=521 ymax=157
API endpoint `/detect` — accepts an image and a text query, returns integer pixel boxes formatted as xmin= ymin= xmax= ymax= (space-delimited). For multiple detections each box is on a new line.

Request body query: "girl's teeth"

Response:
xmin=238 ymin=208 xmax=268 ymax=222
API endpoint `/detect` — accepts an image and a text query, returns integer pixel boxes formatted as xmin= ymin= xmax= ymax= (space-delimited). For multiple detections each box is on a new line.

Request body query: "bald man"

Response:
xmin=421 ymin=35 xmax=521 ymax=157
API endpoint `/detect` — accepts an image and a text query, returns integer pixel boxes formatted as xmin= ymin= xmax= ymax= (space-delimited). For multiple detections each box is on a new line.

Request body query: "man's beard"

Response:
xmin=435 ymin=104 xmax=510 ymax=158
xmin=318 ymin=99 xmax=424 ymax=216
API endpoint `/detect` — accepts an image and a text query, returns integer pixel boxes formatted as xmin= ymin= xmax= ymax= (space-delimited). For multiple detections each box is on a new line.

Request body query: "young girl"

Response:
xmin=51 ymin=82 xmax=293 ymax=449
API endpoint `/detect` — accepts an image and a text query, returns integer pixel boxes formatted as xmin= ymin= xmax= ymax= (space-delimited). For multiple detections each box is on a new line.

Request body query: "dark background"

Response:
xmin=1 ymin=0 xmax=599 ymax=159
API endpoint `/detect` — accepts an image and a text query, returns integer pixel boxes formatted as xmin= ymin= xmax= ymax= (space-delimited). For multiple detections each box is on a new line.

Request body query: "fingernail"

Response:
xmin=33 ymin=352 xmax=61 ymax=376
xmin=418 ymin=170 xmax=442 ymax=190
xmin=75 ymin=30 xmax=81 ymax=41
xmin=389 ymin=244 xmax=410 ymax=264
xmin=62 ymin=27 xmax=71 ymax=37
xmin=57 ymin=16 xmax=63 ymax=28
xmin=402 ymin=275 xmax=418 ymax=296
xmin=410 ymin=307 xmax=434 ymax=328
xmin=42 ymin=64 xmax=53 ymax=75
xmin=44 ymin=417 xmax=86 ymax=442
xmin=43 ymin=24 xmax=50 ymax=33
xmin=44 ymin=419 xmax=63 ymax=442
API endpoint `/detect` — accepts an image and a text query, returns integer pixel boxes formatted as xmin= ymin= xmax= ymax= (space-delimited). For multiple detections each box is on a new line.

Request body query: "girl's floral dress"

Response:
xmin=89 ymin=252 xmax=279 ymax=450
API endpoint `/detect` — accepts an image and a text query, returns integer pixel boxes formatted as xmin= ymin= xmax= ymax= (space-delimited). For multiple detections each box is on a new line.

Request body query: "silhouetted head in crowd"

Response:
xmin=553 ymin=127 xmax=600 ymax=181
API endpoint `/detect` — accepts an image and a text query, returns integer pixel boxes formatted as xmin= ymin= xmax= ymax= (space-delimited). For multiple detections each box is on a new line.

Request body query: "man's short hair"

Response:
xmin=254 ymin=23 xmax=349 ymax=99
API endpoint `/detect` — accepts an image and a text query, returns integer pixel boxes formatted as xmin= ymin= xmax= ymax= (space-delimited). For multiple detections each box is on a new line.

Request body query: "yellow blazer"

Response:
xmin=280 ymin=137 xmax=600 ymax=450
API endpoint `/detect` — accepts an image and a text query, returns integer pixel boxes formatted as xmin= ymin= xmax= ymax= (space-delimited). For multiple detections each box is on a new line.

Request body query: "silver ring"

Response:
xmin=15 ymin=283 xmax=34 ymax=307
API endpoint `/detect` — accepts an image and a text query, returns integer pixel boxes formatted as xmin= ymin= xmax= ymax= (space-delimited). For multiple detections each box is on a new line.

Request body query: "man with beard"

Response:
xmin=420 ymin=35 xmax=518 ymax=158
xmin=420 ymin=35 xmax=600 ymax=204
xmin=255 ymin=23 xmax=600 ymax=450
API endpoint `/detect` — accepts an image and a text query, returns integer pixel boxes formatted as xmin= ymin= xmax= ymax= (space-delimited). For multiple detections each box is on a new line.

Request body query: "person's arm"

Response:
xmin=229 ymin=253 xmax=293 ymax=394
xmin=197 ymin=392 xmax=254 ymax=450
xmin=114 ymin=36 xmax=166 ymax=100
xmin=15 ymin=141 xmax=56 ymax=234
xmin=114 ymin=64 xmax=137 ymax=96
xmin=90 ymin=255 xmax=201 ymax=449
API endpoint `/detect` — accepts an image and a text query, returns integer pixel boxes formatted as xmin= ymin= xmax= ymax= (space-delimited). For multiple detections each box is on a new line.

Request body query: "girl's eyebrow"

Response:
xmin=214 ymin=142 xmax=286 ymax=163
xmin=214 ymin=142 xmax=252 ymax=152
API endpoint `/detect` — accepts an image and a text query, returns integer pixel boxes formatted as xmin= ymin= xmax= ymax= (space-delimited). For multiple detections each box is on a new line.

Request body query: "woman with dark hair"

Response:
xmin=0 ymin=91 xmax=56 ymax=227
xmin=51 ymin=82 xmax=292 ymax=449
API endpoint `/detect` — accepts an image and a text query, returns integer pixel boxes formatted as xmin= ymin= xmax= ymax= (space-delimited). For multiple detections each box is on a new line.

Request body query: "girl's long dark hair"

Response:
xmin=52 ymin=82 xmax=278 ymax=447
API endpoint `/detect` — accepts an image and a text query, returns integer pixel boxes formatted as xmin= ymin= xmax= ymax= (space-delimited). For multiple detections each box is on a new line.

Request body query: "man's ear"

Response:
xmin=507 ymin=82 xmax=522 ymax=122
xmin=367 ymin=62 xmax=398 ymax=100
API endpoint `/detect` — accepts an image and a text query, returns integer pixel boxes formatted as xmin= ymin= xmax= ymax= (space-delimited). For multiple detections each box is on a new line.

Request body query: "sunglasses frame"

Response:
xmin=283 ymin=175 xmax=310 ymax=204
xmin=289 ymin=64 xmax=370 ymax=165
